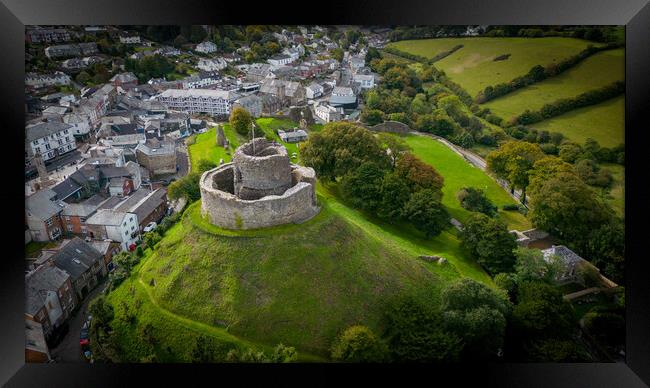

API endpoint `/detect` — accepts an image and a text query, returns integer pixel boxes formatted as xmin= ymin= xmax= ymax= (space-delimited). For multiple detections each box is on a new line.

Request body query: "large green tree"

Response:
xmin=460 ymin=213 xmax=518 ymax=275
xmin=402 ymin=189 xmax=450 ymax=238
xmin=339 ymin=162 xmax=386 ymax=213
xmin=486 ymin=141 xmax=545 ymax=203
xmin=229 ymin=107 xmax=253 ymax=137
xmin=301 ymin=122 xmax=391 ymax=181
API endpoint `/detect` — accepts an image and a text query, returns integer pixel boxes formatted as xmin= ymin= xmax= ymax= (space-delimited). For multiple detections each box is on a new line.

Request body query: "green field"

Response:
xmin=528 ymin=95 xmax=625 ymax=148
xmin=388 ymin=37 xmax=598 ymax=96
xmin=481 ymin=48 xmax=624 ymax=120
xmin=402 ymin=134 xmax=531 ymax=230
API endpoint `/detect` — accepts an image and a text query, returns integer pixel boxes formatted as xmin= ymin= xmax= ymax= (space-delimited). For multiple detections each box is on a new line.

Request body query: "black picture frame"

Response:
xmin=1 ymin=0 xmax=649 ymax=386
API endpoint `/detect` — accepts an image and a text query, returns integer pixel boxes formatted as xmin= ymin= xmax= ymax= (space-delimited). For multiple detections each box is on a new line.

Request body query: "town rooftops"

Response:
xmin=26 ymin=122 xmax=73 ymax=143
xmin=114 ymin=188 xmax=167 ymax=223
xmin=50 ymin=237 xmax=103 ymax=280
xmin=25 ymin=319 xmax=49 ymax=356
xmin=85 ymin=208 xmax=131 ymax=227
xmin=135 ymin=138 xmax=175 ymax=156
xmin=61 ymin=194 xmax=111 ymax=217
xmin=158 ymin=88 xmax=239 ymax=100
xmin=110 ymin=72 xmax=138 ymax=84
xmin=278 ymin=129 xmax=308 ymax=143
xmin=25 ymin=264 xmax=71 ymax=315
xmin=26 ymin=189 xmax=66 ymax=221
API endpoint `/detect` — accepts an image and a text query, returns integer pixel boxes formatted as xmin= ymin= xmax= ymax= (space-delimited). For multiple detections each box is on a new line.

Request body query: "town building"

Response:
xmin=26 ymin=122 xmax=76 ymax=162
xmin=259 ymin=79 xmax=305 ymax=106
xmin=155 ymin=88 xmax=240 ymax=117
xmin=315 ymin=103 xmax=344 ymax=123
xmin=305 ymin=83 xmax=324 ymax=99
xmin=197 ymin=57 xmax=227 ymax=72
xmin=25 ymin=72 xmax=72 ymax=89
xmin=277 ymin=129 xmax=309 ymax=143
xmin=110 ymin=72 xmax=139 ymax=90
xmin=135 ymin=138 xmax=177 ymax=177
xmin=267 ymin=53 xmax=294 ymax=67
xmin=25 ymin=189 xmax=66 ymax=242
xmin=329 ymin=86 xmax=357 ymax=109
xmin=85 ymin=209 xmax=140 ymax=251
xmin=118 ymin=33 xmax=141 ymax=44
xmin=44 ymin=42 xmax=98 ymax=59
xmin=49 ymin=237 xmax=106 ymax=299
xmin=353 ymin=73 xmax=375 ymax=89
xmin=195 ymin=41 xmax=218 ymax=53
xmin=25 ymin=319 xmax=51 ymax=363
xmin=25 ymin=263 xmax=76 ymax=333
xmin=245 ymin=63 xmax=272 ymax=82
xmin=26 ymin=28 xmax=72 ymax=44
xmin=113 ymin=188 xmax=168 ymax=232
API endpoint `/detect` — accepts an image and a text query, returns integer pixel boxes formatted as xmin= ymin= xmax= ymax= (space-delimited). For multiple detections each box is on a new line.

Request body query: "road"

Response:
xmin=50 ymin=277 xmax=108 ymax=363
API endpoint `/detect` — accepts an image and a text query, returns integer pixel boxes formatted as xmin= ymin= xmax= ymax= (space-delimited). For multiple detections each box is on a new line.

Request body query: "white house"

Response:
xmin=315 ymin=103 xmax=344 ymax=123
xmin=85 ymin=209 xmax=140 ymax=251
xmin=195 ymin=41 xmax=218 ymax=54
xmin=26 ymin=122 xmax=77 ymax=162
xmin=62 ymin=112 xmax=92 ymax=137
xmin=119 ymin=34 xmax=141 ymax=44
xmin=156 ymin=88 xmax=240 ymax=116
xmin=353 ymin=73 xmax=375 ymax=89
xmin=26 ymin=72 xmax=71 ymax=89
xmin=267 ymin=54 xmax=293 ymax=67
xmin=305 ymin=83 xmax=324 ymax=99
xmin=197 ymin=57 xmax=227 ymax=72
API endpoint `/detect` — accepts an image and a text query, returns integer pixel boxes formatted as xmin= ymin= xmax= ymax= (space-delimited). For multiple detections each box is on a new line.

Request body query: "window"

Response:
xmin=67 ymin=224 xmax=73 ymax=232
xmin=32 ymin=140 xmax=38 ymax=145
xmin=124 ymin=230 xmax=128 ymax=236
xmin=45 ymin=144 xmax=51 ymax=150
xmin=64 ymin=129 xmax=69 ymax=134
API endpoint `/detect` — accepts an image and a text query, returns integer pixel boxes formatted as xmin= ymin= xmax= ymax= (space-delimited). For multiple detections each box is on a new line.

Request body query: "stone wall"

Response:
xmin=200 ymin=163 xmax=319 ymax=229
xmin=232 ymin=139 xmax=292 ymax=200
xmin=136 ymin=150 xmax=177 ymax=177
xmin=369 ymin=120 xmax=410 ymax=135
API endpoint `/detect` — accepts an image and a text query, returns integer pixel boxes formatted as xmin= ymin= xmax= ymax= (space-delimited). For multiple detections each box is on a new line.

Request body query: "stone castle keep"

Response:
xmin=200 ymin=138 xmax=320 ymax=229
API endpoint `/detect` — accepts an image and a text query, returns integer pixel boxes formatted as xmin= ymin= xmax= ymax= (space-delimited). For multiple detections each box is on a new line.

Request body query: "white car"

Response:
xmin=143 ymin=222 xmax=157 ymax=233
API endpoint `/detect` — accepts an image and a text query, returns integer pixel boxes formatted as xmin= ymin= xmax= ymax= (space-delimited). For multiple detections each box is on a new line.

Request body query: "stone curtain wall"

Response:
xmin=369 ymin=121 xmax=411 ymax=135
xmin=200 ymin=163 xmax=319 ymax=229
xmin=233 ymin=139 xmax=292 ymax=200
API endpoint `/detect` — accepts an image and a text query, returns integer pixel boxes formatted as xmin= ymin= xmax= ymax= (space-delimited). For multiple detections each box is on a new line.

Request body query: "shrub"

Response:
xmin=456 ymin=187 xmax=498 ymax=217
xmin=330 ymin=325 xmax=389 ymax=362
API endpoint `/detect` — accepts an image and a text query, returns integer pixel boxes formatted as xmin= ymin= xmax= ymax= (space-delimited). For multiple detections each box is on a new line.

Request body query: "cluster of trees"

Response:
xmin=456 ymin=187 xmax=498 ymax=217
xmin=362 ymin=58 xmax=491 ymax=149
xmin=124 ymin=54 xmax=176 ymax=82
xmin=168 ymin=159 xmax=218 ymax=203
xmin=483 ymin=26 xmax=622 ymax=44
xmin=387 ymin=26 xmax=479 ymax=42
xmin=302 ymin=123 xmax=450 ymax=237
xmin=75 ymin=63 xmax=113 ymax=86
xmin=229 ymin=106 xmax=253 ymax=137
xmin=477 ymin=44 xmax=622 ymax=103
xmin=514 ymin=81 xmax=625 ymax=125
xmin=485 ymin=141 xmax=624 ymax=282
xmin=460 ymin=213 xmax=518 ymax=275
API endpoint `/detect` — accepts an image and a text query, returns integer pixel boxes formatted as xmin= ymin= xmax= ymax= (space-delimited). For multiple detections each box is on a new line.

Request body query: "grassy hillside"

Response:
xmin=402 ymin=134 xmax=531 ymax=231
xmin=388 ymin=37 xmax=598 ymax=96
xmin=188 ymin=124 xmax=241 ymax=173
xmin=481 ymin=48 xmax=624 ymax=120
xmin=110 ymin=197 xmax=466 ymax=360
xmin=528 ymin=95 xmax=624 ymax=148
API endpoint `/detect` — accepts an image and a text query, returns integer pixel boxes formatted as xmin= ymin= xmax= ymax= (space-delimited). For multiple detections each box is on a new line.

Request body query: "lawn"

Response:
xmin=402 ymin=134 xmax=531 ymax=230
xmin=481 ymin=48 xmax=624 ymax=120
xmin=388 ymin=37 xmax=599 ymax=96
xmin=528 ymin=95 xmax=625 ymax=148
xmin=187 ymin=124 xmax=242 ymax=173
xmin=25 ymin=240 xmax=56 ymax=258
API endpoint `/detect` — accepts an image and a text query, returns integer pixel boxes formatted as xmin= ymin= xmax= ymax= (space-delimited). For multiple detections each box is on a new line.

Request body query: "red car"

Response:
xmin=79 ymin=327 xmax=89 ymax=347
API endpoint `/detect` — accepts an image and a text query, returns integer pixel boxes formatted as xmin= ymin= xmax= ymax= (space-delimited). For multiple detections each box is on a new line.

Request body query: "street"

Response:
xmin=50 ymin=277 xmax=108 ymax=363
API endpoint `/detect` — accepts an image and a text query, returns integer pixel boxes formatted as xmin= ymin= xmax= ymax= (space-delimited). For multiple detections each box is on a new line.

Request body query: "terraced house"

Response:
xmin=26 ymin=122 xmax=76 ymax=162
xmin=155 ymin=88 xmax=240 ymax=117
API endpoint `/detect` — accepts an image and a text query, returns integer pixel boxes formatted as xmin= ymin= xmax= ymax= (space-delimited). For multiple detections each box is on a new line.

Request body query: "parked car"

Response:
xmin=143 ymin=222 xmax=157 ymax=233
xmin=80 ymin=328 xmax=89 ymax=347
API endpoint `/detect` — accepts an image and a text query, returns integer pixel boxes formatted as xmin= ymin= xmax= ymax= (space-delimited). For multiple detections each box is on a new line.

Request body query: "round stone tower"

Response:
xmin=200 ymin=138 xmax=320 ymax=230
xmin=232 ymin=138 xmax=292 ymax=200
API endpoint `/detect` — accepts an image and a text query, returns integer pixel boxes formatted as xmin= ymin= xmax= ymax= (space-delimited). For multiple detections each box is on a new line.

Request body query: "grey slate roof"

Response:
xmin=50 ymin=237 xmax=103 ymax=281
xmin=85 ymin=209 xmax=129 ymax=227
xmin=25 ymin=264 xmax=71 ymax=315
xmin=114 ymin=188 xmax=166 ymax=223
xmin=51 ymin=178 xmax=82 ymax=201
xmin=26 ymin=189 xmax=66 ymax=221
xmin=26 ymin=122 xmax=73 ymax=142
xmin=542 ymin=245 xmax=585 ymax=266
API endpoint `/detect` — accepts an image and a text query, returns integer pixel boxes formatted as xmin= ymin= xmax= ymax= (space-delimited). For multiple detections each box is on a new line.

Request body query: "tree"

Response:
xmin=143 ymin=231 xmax=162 ymax=250
xmin=514 ymin=247 xmax=565 ymax=284
xmin=403 ymin=189 xmax=450 ymax=237
xmin=330 ymin=325 xmax=389 ymax=362
xmin=494 ymin=272 xmax=518 ymax=300
xmin=365 ymin=46 xmax=381 ymax=63
xmin=300 ymin=122 xmax=391 ymax=181
xmin=526 ymin=339 xmax=590 ymax=362
xmin=456 ymin=187 xmax=498 ymax=217
xmin=196 ymin=159 xmax=217 ymax=173
xmin=229 ymin=107 xmax=253 ymax=137
xmin=360 ymin=109 xmax=384 ymax=125
xmin=377 ymin=133 xmax=411 ymax=167
xmin=383 ymin=296 xmax=462 ymax=362
xmin=583 ymin=311 xmax=625 ymax=347
xmin=378 ymin=172 xmax=412 ymax=220
xmin=76 ymin=71 xmax=91 ymax=85
xmin=270 ymin=344 xmax=298 ymax=363
xmin=394 ymin=153 xmax=444 ymax=195
xmin=339 ymin=162 xmax=386 ymax=213
xmin=136 ymin=246 xmax=144 ymax=257
xmin=486 ymin=141 xmax=545 ymax=203
xmin=88 ymin=295 xmax=114 ymax=330
xmin=512 ymin=281 xmax=576 ymax=340
xmin=460 ymin=214 xmax=517 ymax=275
xmin=527 ymin=170 xmax=614 ymax=247
xmin=330 ymin=48 xmax=344 ymax=62
xmin=167 ymin=172 xmax=201 ymax=202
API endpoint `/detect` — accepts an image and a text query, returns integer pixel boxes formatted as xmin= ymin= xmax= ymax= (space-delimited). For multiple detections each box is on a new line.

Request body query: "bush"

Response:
xmin=330 ymin=325 xmax=389 ymax=362
xmin=456 ymin=187 xmax=498 ymax=217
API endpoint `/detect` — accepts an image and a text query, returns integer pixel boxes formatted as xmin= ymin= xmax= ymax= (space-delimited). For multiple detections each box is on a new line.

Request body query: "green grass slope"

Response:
xmin=528 ymin=95 xmax=624 ymax=148
xmin=188 ymin=124 xmax=241 ymax=173
xmin=482 ymin=48 xmax=624 ymax=120
xmin=388 ymin=37 xmax=598 ymax=96
xmin=133 ymin=199 xmax=458 ymax=357
xmin=402 ymin=134 xmax=531 ymax=231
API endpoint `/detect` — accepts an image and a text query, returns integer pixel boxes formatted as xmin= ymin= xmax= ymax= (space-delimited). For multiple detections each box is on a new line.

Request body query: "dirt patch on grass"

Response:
xmin=449 ymin=53 xmax=490 ymax=73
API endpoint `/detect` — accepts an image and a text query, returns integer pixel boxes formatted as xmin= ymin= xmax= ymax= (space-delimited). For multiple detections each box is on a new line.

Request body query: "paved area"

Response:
xmin=50 ymin=277 xmax=108 ymax=363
